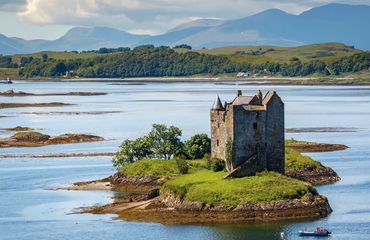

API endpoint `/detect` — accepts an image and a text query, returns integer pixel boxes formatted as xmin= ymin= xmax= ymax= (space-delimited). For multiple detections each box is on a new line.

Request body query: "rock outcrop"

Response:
xmin=286 ymin=165 xmax=341 ymax=185
xmin=0 ymin=132 xmax=104 ymax=148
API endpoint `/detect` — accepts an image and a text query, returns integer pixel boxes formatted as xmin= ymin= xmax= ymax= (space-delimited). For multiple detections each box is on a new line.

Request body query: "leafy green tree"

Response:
xmin=147 ymin=124 xmax=183 ymax=160
xmin=20 ymin=56 xmax=34 ymax=67
xmin=184 ymin=133 xmax=211 ymax=159
xmin=42 ymin=54 xmax=49 ymax=61
xmin=173 ymin=44 xmax=192 ymax=50
xmin=113 ymin=139 xmax=135 ymax=168
xmin=112 ymin=137 xmax=152 ymax=168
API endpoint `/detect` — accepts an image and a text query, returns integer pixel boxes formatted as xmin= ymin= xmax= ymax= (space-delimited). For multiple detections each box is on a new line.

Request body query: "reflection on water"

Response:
xmin=1 ymin=82 xmax=370 ymax=240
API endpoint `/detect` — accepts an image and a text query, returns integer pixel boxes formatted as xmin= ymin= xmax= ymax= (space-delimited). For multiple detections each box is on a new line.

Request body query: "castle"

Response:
xmin=210 ymin=90 xmax=284 ymax=178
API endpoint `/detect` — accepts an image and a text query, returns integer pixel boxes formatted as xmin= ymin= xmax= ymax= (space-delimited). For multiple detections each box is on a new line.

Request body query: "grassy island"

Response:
xmin=76 ymin=124 xmax=344 ymax=224
xmin=163 ymin=171 xmax=314 ymax=206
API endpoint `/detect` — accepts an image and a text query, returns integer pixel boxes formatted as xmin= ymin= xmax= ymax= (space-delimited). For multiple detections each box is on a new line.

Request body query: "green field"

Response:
xmin=0 ymin=68 xmax=18 ymax=79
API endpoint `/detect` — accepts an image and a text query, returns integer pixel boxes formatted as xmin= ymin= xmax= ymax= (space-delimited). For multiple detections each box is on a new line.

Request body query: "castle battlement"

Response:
xmin=210 ymin=90 xmax=285 ymax=178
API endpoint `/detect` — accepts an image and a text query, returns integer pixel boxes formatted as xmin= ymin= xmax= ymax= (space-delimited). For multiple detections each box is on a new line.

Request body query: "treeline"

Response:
xmin=20 ymin=46 xmax=235 ymax=77
xmin=18 ymin=46 xmax=370 ymax=78
xmin=0 ymin=55 xmax=17 ymax=68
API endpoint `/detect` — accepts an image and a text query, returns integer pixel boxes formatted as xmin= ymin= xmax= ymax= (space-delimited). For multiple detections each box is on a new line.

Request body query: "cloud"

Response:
xmin=4 ymin=0 xmax=370 ymax=34
xmin=0 ymin=0 xmax=26 ymax=11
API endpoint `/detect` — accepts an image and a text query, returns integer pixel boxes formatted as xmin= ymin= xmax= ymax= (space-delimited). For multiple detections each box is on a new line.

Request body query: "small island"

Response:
xmin=0 ymin=90 xmax=107 ymax=97
xmin=1 ymin=126 xmax=36 ymax=132
xmin=0 ymin=102 xmax=72 ymax=109
xmin=62 ymin=90 xmax=347 ymax=224
xmin=0 ymin=131 xmax=105 ymax=148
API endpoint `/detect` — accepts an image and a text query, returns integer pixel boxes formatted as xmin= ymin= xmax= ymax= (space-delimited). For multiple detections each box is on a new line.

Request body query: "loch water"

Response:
xmin=1 ymin=81 xmax=370 ymax=240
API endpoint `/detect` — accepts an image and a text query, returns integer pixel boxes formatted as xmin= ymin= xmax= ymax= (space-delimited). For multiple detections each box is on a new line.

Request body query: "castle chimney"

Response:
xmin=256 ymin=90 xmax=263 ymax=101
xmin=237 ymin=90 xmax=242 ymax=97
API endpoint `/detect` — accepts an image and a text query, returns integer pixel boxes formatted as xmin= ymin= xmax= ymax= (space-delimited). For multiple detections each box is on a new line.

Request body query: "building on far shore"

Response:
xmin=210 ymin=90 xmax=284 ymax=178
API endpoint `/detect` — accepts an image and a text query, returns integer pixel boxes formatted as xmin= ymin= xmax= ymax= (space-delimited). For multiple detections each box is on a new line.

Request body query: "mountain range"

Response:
xmin=1 ymin=3 xmax=370 ymax=55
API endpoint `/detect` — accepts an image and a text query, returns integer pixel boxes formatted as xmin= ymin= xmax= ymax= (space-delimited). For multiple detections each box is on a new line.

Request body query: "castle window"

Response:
xmin=217 ymin=140 xmax=219 ymax=146
xmin=217 ymin=122 xmax=220 ymax=128
xmin=253 ymin=122 xmax=258 ymax=130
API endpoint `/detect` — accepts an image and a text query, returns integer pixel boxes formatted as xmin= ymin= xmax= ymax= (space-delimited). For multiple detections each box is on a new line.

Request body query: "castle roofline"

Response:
xmin=231 ymin=96 xmax=255 ymax=105
xmin=231 ymin=90 xmax=262 ymax=106
xmin=262 ymin=91 xmax=280 ymax=105
xmin=212 ymin=95 xmax=224 ymax=110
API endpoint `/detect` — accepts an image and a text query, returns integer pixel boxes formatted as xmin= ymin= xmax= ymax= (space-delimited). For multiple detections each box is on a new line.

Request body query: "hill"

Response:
xmin=0 ymin=3 xmax=370 ymax=54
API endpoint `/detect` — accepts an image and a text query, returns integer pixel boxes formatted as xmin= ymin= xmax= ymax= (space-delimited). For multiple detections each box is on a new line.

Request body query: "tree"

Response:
xmin=184 ymin=133 xmax=211 ymax=159
xmin=112 ymin=137 xmax=152 ymax=168
xmin=173 ymin=44 xmax=192 ymax=50
xmin=147 ymin=124 xmax=183 ymax=159
xmin=113 ymin=139 xmax=135 ymax=168
xmin=20 ymin=56 xmax=34 ymax=67
xmin=42 ymin=54 xmax=49 ymax=61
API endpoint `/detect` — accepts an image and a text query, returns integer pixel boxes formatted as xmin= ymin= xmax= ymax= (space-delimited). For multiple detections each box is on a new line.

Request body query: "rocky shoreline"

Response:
xmin=79 ymin=182 xmax=331 ymax=225
xmin=68 ymin=167 xmax=333 ymax=224
xmin=286 ymin=165 xmax=341 ymax=185
xmin=286 ymin=140 xmax=348 ymax=152
xmin=59 ymin=140 xmax=347 ymax=224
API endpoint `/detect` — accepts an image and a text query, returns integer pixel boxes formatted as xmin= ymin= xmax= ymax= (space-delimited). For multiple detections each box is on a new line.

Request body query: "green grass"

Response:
xmin=119 ymin=159 xmax=207 ymax=177
xmin=196 ymin=42 xmax=361 ymax=64
xmin=0 ymin=68 xmax=19 ymax=79
xmin=163 ymin=171 xmax=314 ymax=206
xmin=285 ymin=147 xmax=321 ymax=171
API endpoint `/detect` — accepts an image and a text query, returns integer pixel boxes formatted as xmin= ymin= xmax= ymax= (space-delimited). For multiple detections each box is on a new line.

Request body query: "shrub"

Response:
xmin=176 ymin=157 xmax=189 ymax=174
xmin=211 ymin=159 xmax=226 ymax=172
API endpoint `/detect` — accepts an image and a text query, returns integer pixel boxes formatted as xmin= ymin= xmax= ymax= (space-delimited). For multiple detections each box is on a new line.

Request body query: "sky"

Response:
xmin=0 ymin=0 xmax=369 ymax=40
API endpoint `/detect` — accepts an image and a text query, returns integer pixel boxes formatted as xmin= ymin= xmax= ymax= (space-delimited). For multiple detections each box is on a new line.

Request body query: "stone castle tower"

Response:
xmin=210 ymin=90 xmax=284 ymax=178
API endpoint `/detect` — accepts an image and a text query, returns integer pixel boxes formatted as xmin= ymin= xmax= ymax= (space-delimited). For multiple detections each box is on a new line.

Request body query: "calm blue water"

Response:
xmin=1 ymin=81 xmax=370 ymax=240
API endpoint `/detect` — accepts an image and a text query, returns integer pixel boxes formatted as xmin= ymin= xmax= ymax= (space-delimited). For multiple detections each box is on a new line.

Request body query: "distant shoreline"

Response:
xmin=14 ymin=76 xmax=370 ymax=85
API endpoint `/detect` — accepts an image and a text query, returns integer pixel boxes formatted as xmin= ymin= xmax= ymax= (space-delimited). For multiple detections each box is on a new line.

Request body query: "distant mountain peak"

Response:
xmin=169 ymin=18 xmax=226 ymax=32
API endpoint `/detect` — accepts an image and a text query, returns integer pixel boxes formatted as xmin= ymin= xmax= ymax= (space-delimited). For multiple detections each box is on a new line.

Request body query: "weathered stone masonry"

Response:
xmin=210 ymin=90 xmax=285 ymax=178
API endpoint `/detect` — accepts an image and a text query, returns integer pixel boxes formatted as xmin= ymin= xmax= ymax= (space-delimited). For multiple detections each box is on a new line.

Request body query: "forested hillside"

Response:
xmin=15 ymin=45 xmax=370 ymax=78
